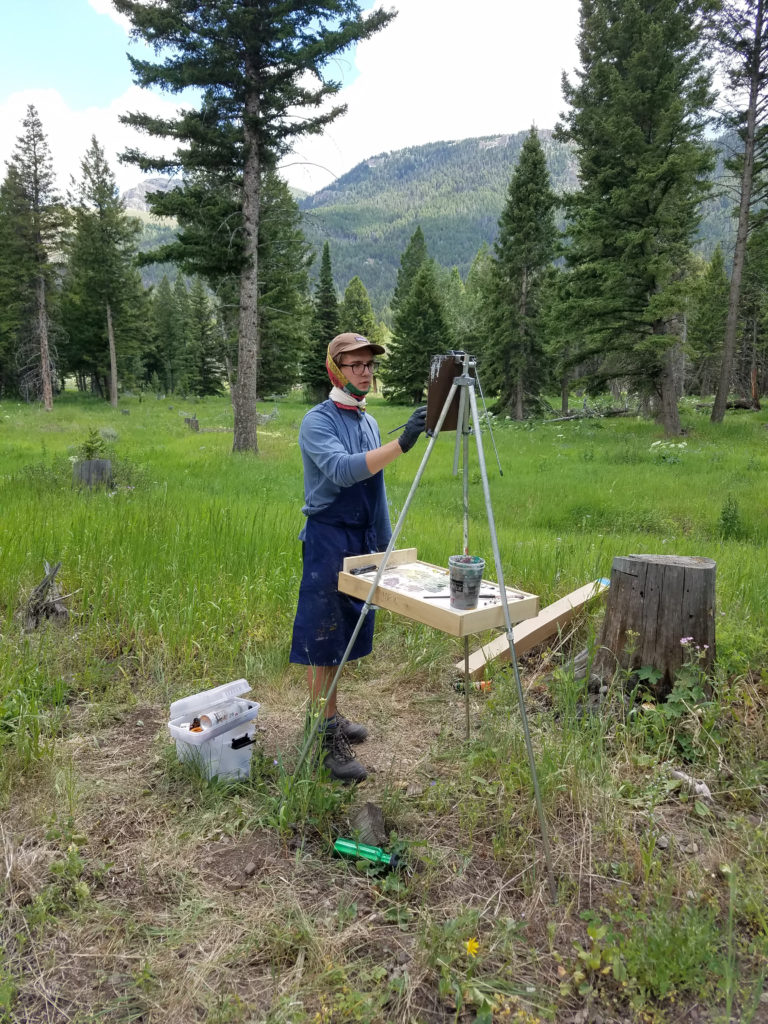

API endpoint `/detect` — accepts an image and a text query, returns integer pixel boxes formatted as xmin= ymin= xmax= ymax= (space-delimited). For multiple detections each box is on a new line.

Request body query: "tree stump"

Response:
xmin=73 ymin=459 xmax=113 ymax=488
xmin=592 ymin=554 xmax=716 ymax=699
xmin=185 ymin=415 xmax=199 ymax=431
xmin=21 ymin=560 xmax=69 ymax=630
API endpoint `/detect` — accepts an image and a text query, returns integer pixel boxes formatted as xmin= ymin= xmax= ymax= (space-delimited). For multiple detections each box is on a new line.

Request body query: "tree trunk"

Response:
xmin=514 ymin=372 xmax=524 ymax=420
xmin=593 ymin=554 xmax=716 ymax=700
xmin=37 ymin=275 xmax=53 ymax=411
xmin=560 ymin=376 xmax=569 ymax=415
xmin=712 ymin=0 xmax=764 ymax=424
xmin=658 ymin=340 xmax=682 ymax=435
xmin=232 ymin=59 xmax=261 ymax=454
xmin=106 ymin=301 xmax=118 ymax=408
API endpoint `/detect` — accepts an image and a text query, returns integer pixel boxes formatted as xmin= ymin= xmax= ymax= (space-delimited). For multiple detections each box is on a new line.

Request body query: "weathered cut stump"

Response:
xmin=593 ymin=554 xmax=716 ymax=699
xmin=184 ymin=415 xmax=199 ymax=431
xmin=73 ymin=458 xmax=113 ymax=488
xmin=21 ymin=560 xmax=69 ymax=631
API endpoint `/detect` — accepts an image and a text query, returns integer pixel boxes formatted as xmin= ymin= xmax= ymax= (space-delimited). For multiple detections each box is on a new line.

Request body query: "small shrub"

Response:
xmin=78 ymin=428 xmax=108 ymax=461
xmin=719 ymin=493 xmax=741 ymax=539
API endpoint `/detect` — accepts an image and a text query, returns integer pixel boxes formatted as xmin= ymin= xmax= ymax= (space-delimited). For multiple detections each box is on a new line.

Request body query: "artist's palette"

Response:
xmin=338 ymin=548 xmax=539 ymax=638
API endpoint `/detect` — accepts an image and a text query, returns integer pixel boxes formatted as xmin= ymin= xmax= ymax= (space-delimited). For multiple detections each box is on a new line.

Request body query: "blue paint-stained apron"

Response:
xmin=289 ymin=473 xmax=384 ymax=666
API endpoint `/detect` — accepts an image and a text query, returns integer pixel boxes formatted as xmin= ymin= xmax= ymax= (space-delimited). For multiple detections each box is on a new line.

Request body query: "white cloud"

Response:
xmin=87 ymin=0 xmax=132 ymax=32
xmin=0 ymin=86 xmax=184 ymax=194
xmin=280 ymin=0 xmax=581 ymax=192
xmin=0 ymin=0 xmax=581 ymax=197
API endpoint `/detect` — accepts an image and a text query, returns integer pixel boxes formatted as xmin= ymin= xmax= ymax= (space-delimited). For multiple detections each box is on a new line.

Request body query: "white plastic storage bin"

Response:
xmin=167 ymin=679 xmax=260 ymax=781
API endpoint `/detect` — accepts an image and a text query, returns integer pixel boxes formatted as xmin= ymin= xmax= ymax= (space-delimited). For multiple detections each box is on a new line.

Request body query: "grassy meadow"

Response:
xmin=1 ymin=390 xmax=767 ymax=1023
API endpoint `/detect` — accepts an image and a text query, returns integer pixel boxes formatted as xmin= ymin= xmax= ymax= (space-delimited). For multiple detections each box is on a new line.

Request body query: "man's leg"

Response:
xmin=307 ymin=665 xmax=367 ymax=783
xmin=307 ymin=665 xmax=337 ymax=719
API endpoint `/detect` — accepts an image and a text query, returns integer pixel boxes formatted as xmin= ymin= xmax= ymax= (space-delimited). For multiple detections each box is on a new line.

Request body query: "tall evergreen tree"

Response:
xmin=187 ymin=277 xmax=224 ymax=396
xmin=7 ymin=105 xmax=65 ymax=410
xmin=0 ymin=166 xmax=35 ymax=396
xmin=115 ymin=0 xmax=394 ymax=453
xmin=148 ymin=275 xmax=185 ymax=393
xmin=391 ymin=226 xmax=429 ymax=319
xmin=686 ymin=246 xmax=729 ymax=395
xmin=384 ymin=262 xmax=449 ymax=403
xmin=303 ymin=241 xmax=339 ymax=401
xmin=256 ymin=172 xmax=312 ymax=397
xmin=712 ymin=0 xmax=768 ymax=420
xmin=438 ymin=266 xmax=468 ymax=350
xmin=484 ymin=127 xmax=558 ymax=418
xmin=339 ymin=276 xmax=381 ymax=342
xmin=62 ymin=137 xmax=141 ymax=406
xmin=734 ymin=223 xmax=768 ymax=403
xmin=463 ymin=244 xmax=495 ymax=368
xmin=557 ymin=0 xmax=717 ymax=435
xmin=173 ymin=276 xmax=193 ymax=394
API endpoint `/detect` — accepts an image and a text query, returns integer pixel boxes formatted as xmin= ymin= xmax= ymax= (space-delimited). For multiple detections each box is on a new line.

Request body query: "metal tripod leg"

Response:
xmin=291 ymin=381 xmax=460 ymax=780
xmin=467 ymin=381 xmax=557 ymax=902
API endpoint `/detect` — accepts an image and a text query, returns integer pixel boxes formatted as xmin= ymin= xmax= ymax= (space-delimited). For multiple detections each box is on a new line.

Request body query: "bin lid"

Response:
xmin=169 ymin=678 xmax=250 ymax=721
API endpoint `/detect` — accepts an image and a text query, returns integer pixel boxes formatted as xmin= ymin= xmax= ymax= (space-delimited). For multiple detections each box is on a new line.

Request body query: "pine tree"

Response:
xmin=712 ymin=0 xmax=768 ymax=420
xmin=391 ymin=226 xmax=429 ymax=318
xmin=438 ymin=266 xmax=468 ymax=350
xmin=339 ymin=277 xmax=382 ymax=343
xmin=303 ymin=241 xmax=339 ymax=402
xmin=687 ymin=246 xmax=729 ymax=396
xmin=256 ymin=172 xmax=312 ymax=397
xmin=384 ymin=262 xmax=449 ymax=403
xmin=173 ymin=277 xmax=192 ymax=395
xmin=187 ymin=277 xmax=224 ymax=396
xmin=148 ymin=276 xmax=183 ymax=394
xmin=115 ymin=0 xmax=394 ymax=453
xmin=463 ymin=244 xmax=496 ymax=370
xmin=734 ymin=224 xmax=768 ymax=403
xmin=0 ymin=166 xmax=35 ymax=396
xmin=7 ymin=105 xmax=65 ymax=410
xmin=484 ymin=127 xmax=558 ymax=418
xmin=62 ymin=136 xmax=141 ymax=406
xmin=557 ymin=0 xmax=717 ymax=435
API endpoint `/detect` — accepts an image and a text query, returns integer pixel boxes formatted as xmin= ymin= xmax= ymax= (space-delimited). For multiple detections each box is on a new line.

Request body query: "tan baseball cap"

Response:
xmin=329 ymin=332 xmax=385 ymax=361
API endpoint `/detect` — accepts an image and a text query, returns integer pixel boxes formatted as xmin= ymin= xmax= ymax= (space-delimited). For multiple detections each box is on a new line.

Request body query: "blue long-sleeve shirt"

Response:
xmin=298 ymin=399 xmax=391 ymax=546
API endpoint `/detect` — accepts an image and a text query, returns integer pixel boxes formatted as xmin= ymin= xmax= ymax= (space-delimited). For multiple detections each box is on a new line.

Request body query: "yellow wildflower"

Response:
xmin=465 ymin=937 xmax=479 ymax=957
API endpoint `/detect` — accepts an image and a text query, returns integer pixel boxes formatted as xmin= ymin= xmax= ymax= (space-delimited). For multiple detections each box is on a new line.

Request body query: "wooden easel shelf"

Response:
xmin=339 ymin=548 xmax=539 ymax=638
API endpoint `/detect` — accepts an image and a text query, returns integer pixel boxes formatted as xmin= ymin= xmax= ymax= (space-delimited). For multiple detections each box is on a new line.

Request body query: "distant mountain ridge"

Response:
xmin=298 ymin=130 xmax=578 ymax=308
xmin=122 ymin=176 xmax=181 ymax=213
xmin=123 ymin=129 xmax=735 ymax=311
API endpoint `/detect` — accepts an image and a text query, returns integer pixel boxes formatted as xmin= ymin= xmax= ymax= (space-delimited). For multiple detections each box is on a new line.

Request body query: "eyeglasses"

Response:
xmin=339 ymin=360 xmax=380 ymax=374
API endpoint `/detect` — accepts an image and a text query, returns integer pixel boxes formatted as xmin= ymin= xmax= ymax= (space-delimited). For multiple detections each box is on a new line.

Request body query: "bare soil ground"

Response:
xmin=2 ymin=658 xmax=764 ymax=1024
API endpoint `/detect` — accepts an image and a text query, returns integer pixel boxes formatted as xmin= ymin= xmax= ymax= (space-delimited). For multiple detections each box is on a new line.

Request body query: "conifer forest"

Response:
xmin=1 ymin=1 xmax=767 ymax=441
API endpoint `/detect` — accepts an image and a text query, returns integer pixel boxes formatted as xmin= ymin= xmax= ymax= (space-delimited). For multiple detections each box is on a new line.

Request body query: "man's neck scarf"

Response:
xmin=326 ymin=346 xmax=368 ymax=410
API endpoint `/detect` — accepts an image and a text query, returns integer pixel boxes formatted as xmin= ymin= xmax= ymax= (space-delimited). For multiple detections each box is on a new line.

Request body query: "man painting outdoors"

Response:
xmin=289 ymin=332 xmax=426 ymax=781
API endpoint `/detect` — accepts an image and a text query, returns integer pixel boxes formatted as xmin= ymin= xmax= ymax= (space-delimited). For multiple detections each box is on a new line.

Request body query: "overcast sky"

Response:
xmin=0 ymin=0 xmax=581 ymax=196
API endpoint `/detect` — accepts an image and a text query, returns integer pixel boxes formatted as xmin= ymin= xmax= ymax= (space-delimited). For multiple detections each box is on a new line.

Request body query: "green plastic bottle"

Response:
xmin=333 ymin=838 xmax=400 ymax=868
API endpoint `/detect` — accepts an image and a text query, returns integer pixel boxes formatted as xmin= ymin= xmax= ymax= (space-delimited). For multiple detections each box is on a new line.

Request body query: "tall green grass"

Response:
xmin=2 ymin=393 xmax=766 ymax=705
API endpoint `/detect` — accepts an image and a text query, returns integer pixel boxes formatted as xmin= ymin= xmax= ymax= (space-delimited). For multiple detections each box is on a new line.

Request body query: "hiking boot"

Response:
xmin=336 ymin=712 xmax=369 ymax=744
xmin=321 ymin=725 xmax=368 ymax=783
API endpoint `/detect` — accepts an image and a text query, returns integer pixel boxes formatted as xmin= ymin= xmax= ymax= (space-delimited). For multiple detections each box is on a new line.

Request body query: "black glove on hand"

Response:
xmin=398 ymin=406 xmax=427 ymax=453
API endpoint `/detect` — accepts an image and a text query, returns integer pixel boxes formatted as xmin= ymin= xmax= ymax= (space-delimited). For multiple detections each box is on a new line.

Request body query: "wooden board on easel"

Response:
xmin=339 ymin=548 xmax=539 ymax=638
xmin=454 ymin=578 xmax=610 ymax=678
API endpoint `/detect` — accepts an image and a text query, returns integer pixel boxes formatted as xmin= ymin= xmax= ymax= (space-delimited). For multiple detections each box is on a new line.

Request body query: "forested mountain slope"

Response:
xmin=301 ymin=129 xmax=734 ymax=310
xmin=127 ymin=129 xmax=736 ymax=312
xmin=298 ymin=130 xmax=577 ymax=308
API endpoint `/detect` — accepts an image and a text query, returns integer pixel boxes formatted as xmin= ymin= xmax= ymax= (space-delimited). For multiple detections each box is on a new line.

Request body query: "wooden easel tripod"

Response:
xmin=293 ymin=351 xmax=557 ymax=901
